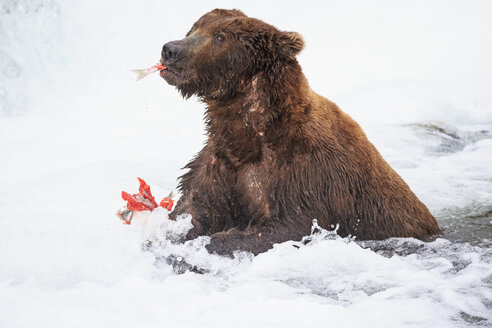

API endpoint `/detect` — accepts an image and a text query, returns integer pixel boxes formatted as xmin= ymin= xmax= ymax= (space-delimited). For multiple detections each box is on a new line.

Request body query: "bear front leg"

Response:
xmin=169 ymin=188 xmax=246 ymax=241
xmin=205 ymin=224 xmax=306 ymax=256
xmin=206 ymin=229 xmax=266 ymax=256
xmin=168 ymin=191 xmax=209 ymax=239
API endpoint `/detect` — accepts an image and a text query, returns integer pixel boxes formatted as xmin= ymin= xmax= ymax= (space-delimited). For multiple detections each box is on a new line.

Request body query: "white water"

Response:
xmin=1 ymin=1 xmax=491 ymax=327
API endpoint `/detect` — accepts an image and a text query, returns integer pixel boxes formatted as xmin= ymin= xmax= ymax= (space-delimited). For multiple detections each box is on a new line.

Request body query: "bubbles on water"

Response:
xmin=128 ymin=215 xmax=492 ymax=326
xmin=128 ymin=208 xmax=192 ymax=248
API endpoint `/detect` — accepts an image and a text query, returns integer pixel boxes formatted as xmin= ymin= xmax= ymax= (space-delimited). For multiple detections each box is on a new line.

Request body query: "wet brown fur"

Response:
xmin=165 ymin=9 xmax=440 ymax=255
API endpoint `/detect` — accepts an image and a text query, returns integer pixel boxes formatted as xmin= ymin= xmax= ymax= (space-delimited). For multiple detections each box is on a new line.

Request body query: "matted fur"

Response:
xmin=162 ymin=9 xmax=440 ymax=255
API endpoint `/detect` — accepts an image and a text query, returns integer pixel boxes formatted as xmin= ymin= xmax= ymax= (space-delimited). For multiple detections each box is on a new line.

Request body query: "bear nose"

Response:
xmin=161 ymin=41 xmax=182 ymax=63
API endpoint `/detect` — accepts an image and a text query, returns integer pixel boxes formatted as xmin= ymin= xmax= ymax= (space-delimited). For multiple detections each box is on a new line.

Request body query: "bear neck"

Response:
xmin=203 ymin=62 xmax=311 ymax=166
xmin=204 ymin=61 xmax=309 ymax=124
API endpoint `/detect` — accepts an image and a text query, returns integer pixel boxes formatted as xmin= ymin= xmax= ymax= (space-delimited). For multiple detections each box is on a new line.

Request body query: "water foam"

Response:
xmin=1 ymin=1 xmax=491 ymax=327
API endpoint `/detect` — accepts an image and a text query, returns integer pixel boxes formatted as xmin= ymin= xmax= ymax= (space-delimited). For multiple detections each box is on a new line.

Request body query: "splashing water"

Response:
xmin=126 ymin=212 xmax=492 ymax=327
xmin=1 ymin=1 xmax=491 ymax=327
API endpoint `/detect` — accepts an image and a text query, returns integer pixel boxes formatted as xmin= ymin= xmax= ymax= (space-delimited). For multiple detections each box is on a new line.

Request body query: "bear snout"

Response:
xmin=161 ymin=41 xmax=183 ymax=64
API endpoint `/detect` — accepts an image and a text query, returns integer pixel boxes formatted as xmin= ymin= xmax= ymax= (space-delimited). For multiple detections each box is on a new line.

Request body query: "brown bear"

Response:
xmin=161 ymin=9 xmax=440 ymax=256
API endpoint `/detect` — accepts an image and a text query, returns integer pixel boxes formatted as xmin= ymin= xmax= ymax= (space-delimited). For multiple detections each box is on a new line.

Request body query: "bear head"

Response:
xmin=160 ymin=9 xmax=304 ymax=101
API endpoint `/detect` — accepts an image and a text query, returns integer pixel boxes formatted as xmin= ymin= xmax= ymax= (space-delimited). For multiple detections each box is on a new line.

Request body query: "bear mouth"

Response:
xmin=159 ymin=64 xmax=191 ymax=85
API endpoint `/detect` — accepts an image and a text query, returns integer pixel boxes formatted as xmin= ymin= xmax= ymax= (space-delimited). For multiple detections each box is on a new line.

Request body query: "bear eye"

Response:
xmin=213 ymin=34 xmax=225 ymax=42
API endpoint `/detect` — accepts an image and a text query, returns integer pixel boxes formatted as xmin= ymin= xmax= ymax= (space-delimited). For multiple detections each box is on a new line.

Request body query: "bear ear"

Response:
xmin=276 ymin=31 xmax=305 ymax=59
